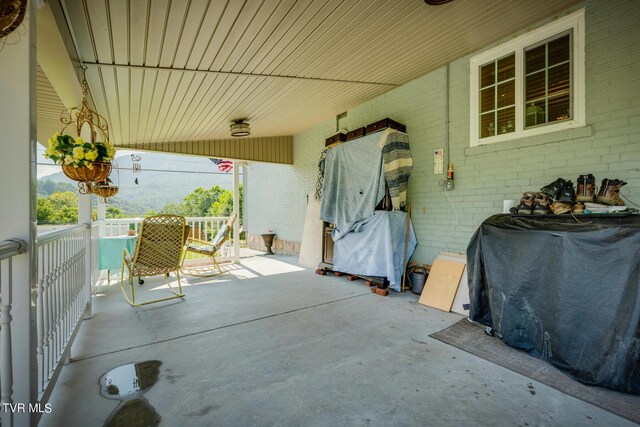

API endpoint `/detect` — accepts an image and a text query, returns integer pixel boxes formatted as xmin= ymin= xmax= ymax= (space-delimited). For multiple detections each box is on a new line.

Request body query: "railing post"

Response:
xmin=233 ymin=162 xmax=241 ymax=263
xmin=0 ymin=2 xmax=38 ymax=425
xmin=0 ymin=257 xmax=15 ymax=427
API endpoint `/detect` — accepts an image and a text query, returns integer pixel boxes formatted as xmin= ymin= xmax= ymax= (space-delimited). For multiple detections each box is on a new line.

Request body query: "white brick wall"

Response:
xmin=247 ymin=0 xmax=640 ymax=264
xmin=247 ymin=118 xmax=334 ymax=242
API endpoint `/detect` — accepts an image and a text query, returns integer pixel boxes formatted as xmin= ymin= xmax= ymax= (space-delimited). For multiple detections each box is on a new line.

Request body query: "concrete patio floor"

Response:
xmin=39 ymin=250 xmax=632 ymax=427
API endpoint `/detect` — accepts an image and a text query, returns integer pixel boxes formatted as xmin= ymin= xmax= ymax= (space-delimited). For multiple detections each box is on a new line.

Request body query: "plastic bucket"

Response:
xmin=410 ymin=270 xmax=428 ymax=295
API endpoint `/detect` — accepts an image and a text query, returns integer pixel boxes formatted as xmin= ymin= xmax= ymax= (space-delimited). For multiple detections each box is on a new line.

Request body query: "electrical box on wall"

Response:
xmin=434 ymin=149 xmax=444 ymax=174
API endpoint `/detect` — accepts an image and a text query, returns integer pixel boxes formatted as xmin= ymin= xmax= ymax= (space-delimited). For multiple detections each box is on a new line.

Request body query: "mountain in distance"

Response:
xmin=40 ymin=151 xmax=234 ymax=214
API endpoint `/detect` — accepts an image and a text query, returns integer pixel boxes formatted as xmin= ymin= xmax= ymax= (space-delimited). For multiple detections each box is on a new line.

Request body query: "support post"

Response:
xmin=79 ymin=194 xmax=92 ymax=317
xmin=233 ymin=162 xmax=240 ymax=263
xmin=97 ymin=201 xmax=106 ymax=237
xmin=0 ymin=4 xmax=38 ymax=426
xmin=242 ymin=165 xmax=248 ymax=233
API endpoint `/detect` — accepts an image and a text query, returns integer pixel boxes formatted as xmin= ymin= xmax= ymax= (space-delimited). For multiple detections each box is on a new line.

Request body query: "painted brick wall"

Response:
xmin=246 ymin=118 xmax=334 ymax=242
xmin=247 ymin=0 xmax=640 ymax=264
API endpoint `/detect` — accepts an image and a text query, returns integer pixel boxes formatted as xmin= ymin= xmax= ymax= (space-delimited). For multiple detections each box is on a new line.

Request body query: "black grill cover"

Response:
xmin=467 ymin=214 xmax=640 ymax=394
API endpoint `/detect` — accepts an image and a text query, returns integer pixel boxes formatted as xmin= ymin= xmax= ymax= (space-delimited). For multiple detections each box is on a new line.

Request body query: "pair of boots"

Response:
xmin=516 ymin=191 xmax=578 ymax=215
xmin=517 ymin=192 xmax=554 ymax=215
xmin=539 ymin=178 xmax=576 ymax=214
xmin=575 ymin=174 xmax=627 ymax=206
xmin=517 ymin=175 xmax=627 ymax=215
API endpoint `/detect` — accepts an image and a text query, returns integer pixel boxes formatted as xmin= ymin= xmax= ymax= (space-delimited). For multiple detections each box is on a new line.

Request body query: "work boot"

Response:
xmin=532 ymin=192 xmax=551 ymax=214
xmin=550 ymin=201 xmax=573 ymax=214
xmin=557 ymin=181 xmax=576 ymax=203
xmin=576 ymin=174 xmax=596 ymax=202
xmin=540 ymin=178 xmax=567 ymax=201
xmin=572 ymin=203 xmax=585 ymax=214
xmin=596 ymin=179 xmax=627 ymax=206
xmin=516 ymin=192 xmax=536 ymax=214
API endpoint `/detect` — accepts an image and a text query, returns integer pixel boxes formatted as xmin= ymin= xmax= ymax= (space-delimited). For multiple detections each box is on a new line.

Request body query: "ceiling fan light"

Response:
xmin=230 ymin=120 xmax=251 ymax=137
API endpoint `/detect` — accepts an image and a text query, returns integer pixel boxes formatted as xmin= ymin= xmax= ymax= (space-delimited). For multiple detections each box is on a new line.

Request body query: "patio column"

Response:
xmin=97 ymin=200 xmax=106 ymax=237
xmin=233 ymin=162 xmax=240 ymax=263
xmin=242 ymin=165 xmax=248 ymax=233
xmin=0 ymin=4 xmax=38 ymax=426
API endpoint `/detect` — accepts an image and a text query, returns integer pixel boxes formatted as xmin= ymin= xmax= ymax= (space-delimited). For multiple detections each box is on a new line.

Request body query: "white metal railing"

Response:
xmin=35 ymin=224 xmax=91 ymax=404
xmin=102 ymin=216 xmax=233 ymax=259
xmin=0 ymin=239 xmax=27 ymax=426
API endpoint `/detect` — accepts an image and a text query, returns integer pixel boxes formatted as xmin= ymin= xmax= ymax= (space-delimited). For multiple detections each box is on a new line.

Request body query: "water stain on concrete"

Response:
xmin=104 ymin=398 xmax=161 ymax=427
xmin=527 ymin=383 xmax=536 ymax=396
xmin=100 ymin=361 xmax=162 ymax=426
xmin=187 ymin=403 xmax=221 ymax=417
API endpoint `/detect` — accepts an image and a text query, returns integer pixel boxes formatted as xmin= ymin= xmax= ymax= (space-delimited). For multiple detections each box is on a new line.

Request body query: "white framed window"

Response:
xmin=469 ymin=9 xmax=585 ymax=147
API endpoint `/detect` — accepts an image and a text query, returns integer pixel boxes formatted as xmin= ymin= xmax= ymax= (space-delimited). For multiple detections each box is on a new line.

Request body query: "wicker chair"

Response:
xmin=180 ymin=213 xmax=237 ymax=277
xmin=120 ymin=214 xmax=187 ymax=306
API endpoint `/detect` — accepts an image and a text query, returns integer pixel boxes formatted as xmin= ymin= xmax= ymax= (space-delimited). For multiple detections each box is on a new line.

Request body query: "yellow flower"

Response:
xmin=72 ymin=146 xmax=85 ymax=160
xmin=64 ymin=155 xmax=74 ymax=165
xmin=52 ymin=132 xmax=59 ymax=140
xmin=45 ymin=146 xmax=55 ymax=156
xmin=107 ymin=144 xmax=116 ymax=158
xmin=86 ymin=163 xmax=94 ymax=170
xmin=85 ymin=150 xmax=98 ymax=161
xmin=75 ymin=137 xmax=83 ymax=145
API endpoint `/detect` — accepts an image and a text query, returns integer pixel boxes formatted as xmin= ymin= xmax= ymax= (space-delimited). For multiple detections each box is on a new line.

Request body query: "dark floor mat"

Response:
xmin=430 ymin=319 xmax=640 ymax=425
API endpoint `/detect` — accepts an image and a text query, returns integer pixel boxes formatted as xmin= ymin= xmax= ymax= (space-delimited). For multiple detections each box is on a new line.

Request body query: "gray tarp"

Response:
xmin=467 ymin=213 xmax=640 ymax=394
xmin=333 ymin=211 xmax=416 ymax=291
xmin=319 ymin=133 xmax=386 ymax=239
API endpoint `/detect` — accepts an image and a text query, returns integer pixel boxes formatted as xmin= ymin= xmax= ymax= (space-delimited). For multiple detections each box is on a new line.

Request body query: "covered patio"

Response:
xmin=38 ymin=250 xmax=626 ymax=427
xmin=1 ymin=0 xmax=639 ymax=426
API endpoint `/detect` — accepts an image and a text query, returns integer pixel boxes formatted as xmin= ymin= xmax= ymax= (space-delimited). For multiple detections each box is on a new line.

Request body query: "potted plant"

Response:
xmin=44 ymin=133 xmax=116 ymax=185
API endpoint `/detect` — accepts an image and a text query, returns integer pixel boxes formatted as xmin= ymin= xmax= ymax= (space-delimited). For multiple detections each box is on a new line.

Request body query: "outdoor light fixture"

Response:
xmin=230 ymin=119 xmax=250 ymax=137
xmin=424 ymin=0 xmax=453 ymax=5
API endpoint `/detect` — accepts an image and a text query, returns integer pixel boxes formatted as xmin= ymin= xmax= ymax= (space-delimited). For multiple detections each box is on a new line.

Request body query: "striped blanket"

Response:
xmin=380 ymin=131 xmax=412 ymax=210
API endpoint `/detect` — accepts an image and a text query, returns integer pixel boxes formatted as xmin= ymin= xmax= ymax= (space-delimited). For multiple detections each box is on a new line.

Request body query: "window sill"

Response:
xmin=465 ymin=125 xmax=592 ymax=157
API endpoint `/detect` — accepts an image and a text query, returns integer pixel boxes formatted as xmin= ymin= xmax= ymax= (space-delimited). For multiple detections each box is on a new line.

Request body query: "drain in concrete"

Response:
xmin=100 ymin=361 xmax=162 ymax=427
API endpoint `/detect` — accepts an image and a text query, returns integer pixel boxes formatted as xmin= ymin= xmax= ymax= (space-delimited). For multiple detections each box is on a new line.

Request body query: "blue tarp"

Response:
xmin=332 ymin=211 xmax=417 ymax=291
xmin=319 ymin=133 xmax=386 ymax=238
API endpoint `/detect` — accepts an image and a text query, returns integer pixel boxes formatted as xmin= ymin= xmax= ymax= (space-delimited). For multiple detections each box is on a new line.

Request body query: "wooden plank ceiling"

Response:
xmin=37 ymin=65 xmax=67 ymax=144
xmin=53 ymin=0 xmax=580 ymax=149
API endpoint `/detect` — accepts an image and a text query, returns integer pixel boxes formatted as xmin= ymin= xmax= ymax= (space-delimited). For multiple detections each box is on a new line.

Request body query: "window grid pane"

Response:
xmin=525 ymin=32 xmax=572 ymax=129
xmin=479 ymin=54 xmax=515 ymax=138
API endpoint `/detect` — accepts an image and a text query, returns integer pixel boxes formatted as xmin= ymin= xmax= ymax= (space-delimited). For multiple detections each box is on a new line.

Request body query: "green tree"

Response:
xmin=106 ymin=206 xmax=124 ymax=219
xmin=37 ymin=179 xmax=77 ymax=196
xmin=37 ymin=198 xmax=55 ymax=223
xmin=159 ymin=185 xmax=243 ymax=221
xmin=181 ymin=186 xmax=225 ymax=216
xmin=209 ymin=186 xmax=243 ymax=220
xmin=37 ymin=191 xmax=78 ymax=224
xmin=48 ymin=191 xmax=78 ymax=210
xmin=160 ymin=202 xmax=185 ymax=216
xmin=38 ymin=179 xmax=56 ymax=196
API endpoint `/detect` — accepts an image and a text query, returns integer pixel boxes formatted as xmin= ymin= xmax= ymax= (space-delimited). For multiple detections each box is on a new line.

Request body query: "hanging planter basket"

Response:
xmin=62 ymin=161 xmax=112 ymax=183
xmin=93 ymin=182 xmax=119 ymax=203
xmin=0 ymin=0 xmax=26 ymax=40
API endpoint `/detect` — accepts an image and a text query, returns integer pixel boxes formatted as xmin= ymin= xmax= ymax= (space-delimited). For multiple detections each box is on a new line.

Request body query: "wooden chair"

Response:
xmin=120 ymin=214 xmax=187 ymax=306
xmin=180 ymin=213 xmax=237 ymax=277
